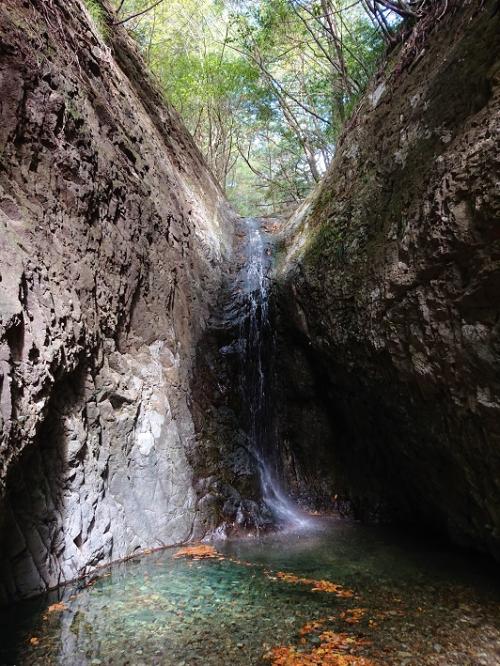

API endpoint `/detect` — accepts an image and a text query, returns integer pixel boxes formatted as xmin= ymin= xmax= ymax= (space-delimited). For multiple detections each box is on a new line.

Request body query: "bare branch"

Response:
xmin=115 ymin=0 xmax=166 ymax=25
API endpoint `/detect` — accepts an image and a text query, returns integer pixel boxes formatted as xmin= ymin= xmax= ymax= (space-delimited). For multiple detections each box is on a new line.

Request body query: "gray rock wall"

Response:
xmin=0 ymin=0 xmax=233 ymax=602
xmin=274 ymin=1 xmax=500 ymax=555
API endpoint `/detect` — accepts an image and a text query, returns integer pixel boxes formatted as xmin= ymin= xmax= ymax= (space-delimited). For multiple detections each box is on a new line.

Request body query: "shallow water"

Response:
xmin=2 ymin=517 xmax=500 ymax=665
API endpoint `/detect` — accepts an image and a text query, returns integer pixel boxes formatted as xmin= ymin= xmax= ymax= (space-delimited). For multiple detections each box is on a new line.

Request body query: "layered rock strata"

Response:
xmin=0 ymin=0 xmax=233 ymax=602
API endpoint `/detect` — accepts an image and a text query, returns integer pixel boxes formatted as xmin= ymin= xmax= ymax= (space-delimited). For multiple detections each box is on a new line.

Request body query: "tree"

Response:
xmin=111 ymin=0 xmax=385 ymax=213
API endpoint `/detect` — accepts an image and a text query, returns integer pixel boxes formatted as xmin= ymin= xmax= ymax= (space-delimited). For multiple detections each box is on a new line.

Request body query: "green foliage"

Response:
xmin=83 ymin=0 xmax=109 ymax=40
xmin=111 ymin=0 xmax=385 ymax=214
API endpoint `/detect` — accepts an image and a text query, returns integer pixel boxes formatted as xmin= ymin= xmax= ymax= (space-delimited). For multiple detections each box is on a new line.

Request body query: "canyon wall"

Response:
xmin=274 ymin=1 xmax=500 ymax=556
xmin=0 ymin=0 xmax=233 ymax=602
xmin=1 ymin=0 xmax=499 ymax=607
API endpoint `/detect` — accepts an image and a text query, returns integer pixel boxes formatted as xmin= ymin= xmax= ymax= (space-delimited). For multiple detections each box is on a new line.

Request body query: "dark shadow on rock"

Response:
xmin=0 ymin=364 xmax=87 ymax=605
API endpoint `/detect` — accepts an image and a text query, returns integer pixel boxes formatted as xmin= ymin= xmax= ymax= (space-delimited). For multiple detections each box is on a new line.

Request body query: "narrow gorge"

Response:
xmin=0 ymin=0 xmax=499 ymax=664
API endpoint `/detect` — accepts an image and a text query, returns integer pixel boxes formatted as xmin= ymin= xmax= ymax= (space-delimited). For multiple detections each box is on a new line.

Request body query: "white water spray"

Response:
xmin=242 ymin=217 xmax=309 ymax=528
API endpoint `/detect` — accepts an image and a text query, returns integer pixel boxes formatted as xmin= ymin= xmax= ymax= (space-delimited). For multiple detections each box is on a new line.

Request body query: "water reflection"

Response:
xmin=2 ymin=518 xmax=500 ymax=665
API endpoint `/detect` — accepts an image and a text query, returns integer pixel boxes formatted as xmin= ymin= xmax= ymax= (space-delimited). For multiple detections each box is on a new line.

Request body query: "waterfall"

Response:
xmin=241 ymin=217 xmax=308 ymax=528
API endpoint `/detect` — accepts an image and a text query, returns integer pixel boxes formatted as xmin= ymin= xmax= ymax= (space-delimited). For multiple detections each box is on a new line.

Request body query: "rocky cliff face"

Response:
xmin=191 ymin=217 xmax=265 ymax=534
xmin=0 ymin=0 xmax=233 ymax=602
xmin=274 ymin=1 xmax=500 ymax=556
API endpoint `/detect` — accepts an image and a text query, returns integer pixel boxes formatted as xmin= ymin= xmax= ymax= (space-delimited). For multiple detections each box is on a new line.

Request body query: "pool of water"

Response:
xmin=2 ymin=517 xmax=500 ymax=665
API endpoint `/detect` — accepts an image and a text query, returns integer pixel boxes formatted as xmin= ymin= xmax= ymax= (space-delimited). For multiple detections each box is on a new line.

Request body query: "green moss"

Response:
xmin=272 ymin=236 xmax=286 ymax=267
xmin=303 ymin=214 xmax=345 ymax=267
xmin=65 ymin=101 xmax=81 ymax=121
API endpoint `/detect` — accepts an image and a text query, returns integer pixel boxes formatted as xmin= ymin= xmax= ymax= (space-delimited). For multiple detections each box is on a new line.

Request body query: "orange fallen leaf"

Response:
xmin=47 ymin=602 xmax=67 ymax=613
xmin=300 ymin=619 xmax=327 ymax=636
xmin=29 ymin=637 xmax=39 ymax=646
xmin=266 ymin=571 xmax=354 ymax=598
xmin=173 ymin=544 xmax=221 ymax=560
xmin=374 ymin=609 xmax=405 ymax=621
xmin=264 ymin=630 xmax=376 ymax=666
xmin=340 ymin=608 xmax=366 ymax=624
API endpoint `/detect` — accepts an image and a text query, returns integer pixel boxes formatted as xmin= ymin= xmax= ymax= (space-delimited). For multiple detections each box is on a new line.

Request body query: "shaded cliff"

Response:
xmin=0 ymin=0 xmax=233 ymax=602
xmin=274 ymin=1 xmax=500 ymax=555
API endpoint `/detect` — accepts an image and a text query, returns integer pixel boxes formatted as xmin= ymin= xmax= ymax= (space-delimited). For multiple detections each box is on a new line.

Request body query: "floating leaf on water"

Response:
xmin=173 ymin=544 xmax=222 ymax=560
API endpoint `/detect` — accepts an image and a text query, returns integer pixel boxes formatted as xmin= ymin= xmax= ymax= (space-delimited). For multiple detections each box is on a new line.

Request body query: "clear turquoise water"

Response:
xmin=2 ymin=517 xmax=500 ymax=665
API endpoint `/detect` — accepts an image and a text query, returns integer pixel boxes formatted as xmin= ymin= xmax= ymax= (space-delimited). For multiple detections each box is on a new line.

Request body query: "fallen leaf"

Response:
xmin=300 ymin=619 xmax=327 ymax=636
xmin=173 ymin=544 xmax=222 ymax=560
xmin=340 ymin=608 xmax=367 ymax=624
xmin=264 ymin=630 xmax=376 ymax=665
xmin=266 ymin=571 xmax=354 ymax=598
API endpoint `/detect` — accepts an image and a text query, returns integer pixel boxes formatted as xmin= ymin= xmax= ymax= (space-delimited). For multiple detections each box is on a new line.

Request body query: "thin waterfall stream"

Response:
xmin=239 ymin=217 xmax=308 ymax=528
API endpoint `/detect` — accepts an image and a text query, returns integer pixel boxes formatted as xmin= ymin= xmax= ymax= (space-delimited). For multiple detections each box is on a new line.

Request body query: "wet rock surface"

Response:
xmin=0 ymin=0 xmax=233 ymax=602
xmin=273 ymin=1 xmax=500 ymax=553
xmin=191 ymin=217 xmax=277 ymax=533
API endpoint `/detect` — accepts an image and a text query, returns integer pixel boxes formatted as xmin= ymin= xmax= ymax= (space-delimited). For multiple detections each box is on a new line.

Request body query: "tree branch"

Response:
xmin=115 ymin=0 xmax=166 ymax=25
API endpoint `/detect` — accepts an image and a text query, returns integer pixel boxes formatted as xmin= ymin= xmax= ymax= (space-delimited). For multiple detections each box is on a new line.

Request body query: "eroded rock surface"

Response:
xmin=0 ymin=0 xmax=233 ymax=602
xmin=274 ymin=1 xmax=500 ymax=555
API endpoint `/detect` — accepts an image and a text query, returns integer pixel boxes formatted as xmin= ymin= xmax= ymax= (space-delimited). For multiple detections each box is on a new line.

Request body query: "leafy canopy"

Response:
xmin=111 ymin=0 xmax=385 ymax=214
